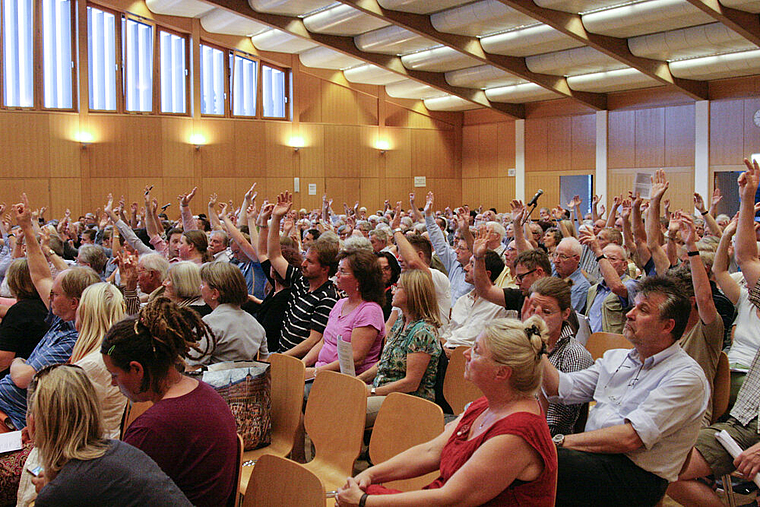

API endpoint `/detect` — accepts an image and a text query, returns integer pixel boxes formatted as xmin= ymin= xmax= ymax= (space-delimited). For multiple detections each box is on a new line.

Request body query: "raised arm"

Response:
xmin=646 ymin=170 xmax=670 ymax=275
xmin=713 ymin=216 xmax=740 ymax=304
xmin=409 ymin=193 xmax=424 ymax=224
xmin=511 ymin=200 xmax=533 ymax=254
xmin=736 ymin=158 xmax=760 ymax=291
xmin=143 ymin=186 xmax=160 ymax=240
xmin=238 ymin=183 xmax=256 ymax=225
xmin=105 ymin=194 xmax=152 ymax=256
xmin=391 ymin=202 xmax=429 ymax=273
xmin=423 ymin=192 xmax=456 ymax=271
xmin=220 ymin=203 xmax=257 ymax=262
xmin=255 ymin=202 xmax=272 ymax=264
xmin=268 ymin=192 xmax=293 ymax=279
xmin=457 ymin=207 xmax=475 ymax=254
xmin=14 ymin=194 xmax=53 ymax=310
xmin=694 ymin=192 xmax=722 ymax=237
xmin=178 ymin=186 xmax=198 ymax=232
xmin=207 ymin=193 xmax=222 ymax=231
xmin=606 ymin=194 xmax=621 ymax=229
xmin=472 ymin=230 xmax=506 ymax=306
xmin=678 ymin=212 xmax=718 ymax=324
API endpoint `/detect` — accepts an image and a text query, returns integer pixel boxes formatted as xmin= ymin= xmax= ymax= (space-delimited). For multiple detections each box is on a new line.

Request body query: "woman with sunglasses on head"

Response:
xmin=26 ymin=364 xmax=191 ymax=506
xmin=521 ymin=277 xmax=593 ymax=437
xmin=375 ymin=251 xmax=400 ymax=321
xmin=336 ymin=317 xmax=557 ymax=507
xmin=100 ymin=297 xmax=237 ymax=507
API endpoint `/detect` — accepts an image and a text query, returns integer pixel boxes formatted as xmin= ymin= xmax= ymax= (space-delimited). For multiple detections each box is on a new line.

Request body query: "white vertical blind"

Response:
xmin=200 ymin=44 xmax=224 ymax=115
xmin=3 ymin=0 xmax=34 ymax=107
xmin=232 ymin=54 xmax=257 ymax=117
xmin=87 ymin=6 xmax=117 ymax=111
xmin=159 ymin=31 xmax=186 ymax=114
xmin=42 ymin=0 xmax=73 ymax=109
xmin=124 ymin=18 xmax=153 ymax=112
xmin=262 ymin=64 xmax=286 ymax=118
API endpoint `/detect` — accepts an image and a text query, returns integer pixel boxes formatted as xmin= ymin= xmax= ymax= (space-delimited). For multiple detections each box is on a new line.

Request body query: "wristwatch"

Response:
xmin=370 ymin=387 xmax=377 ymax=396
xmin=393 ymin=228 xmax=402 ymax=235
xmin=552 ymin=433 xmax=565 ymax=448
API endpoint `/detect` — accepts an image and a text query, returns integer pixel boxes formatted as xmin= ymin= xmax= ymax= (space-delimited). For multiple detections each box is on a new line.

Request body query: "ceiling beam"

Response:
xmin=203 ymin=0 xmax=525 ymax=118
xmin=681 ymin=0 xmax=760 ymax=47
xmin=494 ymin=0 xmax=709 ymax=101
xmin=336 ymin=0 xmax=606 ymax=110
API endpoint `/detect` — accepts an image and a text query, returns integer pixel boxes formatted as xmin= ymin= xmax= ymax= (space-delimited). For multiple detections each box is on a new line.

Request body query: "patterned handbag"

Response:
xmin=202 ymin=361 xmax=272 ymax=451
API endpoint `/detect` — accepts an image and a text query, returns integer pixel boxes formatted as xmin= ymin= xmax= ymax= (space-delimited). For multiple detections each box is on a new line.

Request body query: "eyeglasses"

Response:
xmin=552 ymin=253 xmax=575 ymax=261
xmin=527 ymin=305 xmax=561 ymax=319
xmin=515 ymin=269 xmax=537 ymax=283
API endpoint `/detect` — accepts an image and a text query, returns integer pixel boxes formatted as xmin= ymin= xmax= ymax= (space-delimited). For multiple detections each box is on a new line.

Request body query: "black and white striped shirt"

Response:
xmin=278 ymin=265 xmax=339 ymax=352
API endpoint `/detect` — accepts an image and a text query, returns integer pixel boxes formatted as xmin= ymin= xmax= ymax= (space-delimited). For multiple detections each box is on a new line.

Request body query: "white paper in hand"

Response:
xmin=337 ymin=335 xmax=355 ymax=377
xmin=715 ymin=430 xmax=760 ymax=488
xmin=0 ymin=431 xmax=22 ymax=454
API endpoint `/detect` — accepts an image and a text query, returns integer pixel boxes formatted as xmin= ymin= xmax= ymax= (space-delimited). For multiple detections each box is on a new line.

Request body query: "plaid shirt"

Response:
xmin=547 ymin=323 xmax=594 ymax=435
xmin=731 ymin=278 xmax=760 ymax=429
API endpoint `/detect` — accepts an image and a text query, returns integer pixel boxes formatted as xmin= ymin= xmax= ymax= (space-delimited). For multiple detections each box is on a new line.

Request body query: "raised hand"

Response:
xmin=272 ymin=192 xmax=293 ymax=219
xmin=711 ymin=187 xmax=723 ymax=212
xmin=208 ymin=193 xmax=218 ymax=208
xmin=650 ymin=169 xmax=669 ymax=201
xmin=678 ymin=211 xmax=697 ymax=246
xmin=178 ymin=187 xmax=197 ymax=206
xmin=258 ymin=202 xmax=274 ymax=226
xmin=567 ymin=195 xmax=582 ymax=209
xmin=739 ymin=158 xmax=760 ymax=203
xmin=244 ymin=183 xmax=257 ymax=201
xmin=424 ymin=192 xmax=434 ymax=216
xmin=598 ymin=204 xmax=606 ymax=216
xmin=391 ymin=202 xmax=402 ymax=230
xmin=13 ymin=194 xmax=32 ymax=228
xmin=473 ymin=229 xmax=489 ymax=259
xmin=693 ymin=193 xmax=706 ymax=213
xmin=620 ymin=199 xmax=632 ymax=220
xmin=510 ymin=199 xmax=525 ymax=223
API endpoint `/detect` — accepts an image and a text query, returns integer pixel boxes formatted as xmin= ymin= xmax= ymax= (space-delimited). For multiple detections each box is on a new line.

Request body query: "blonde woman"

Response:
xmin=162 ymin=262 xmax=212 ymax=317
xmin=336 ymin=317 xmax=557 ymax=507
xmin=360 ymin=269 xmax=443 ymax=427
xmin=17 ymin=282 xmax=128 ymax=507
xmin=26 ymin=365 xmax=191 ymax=506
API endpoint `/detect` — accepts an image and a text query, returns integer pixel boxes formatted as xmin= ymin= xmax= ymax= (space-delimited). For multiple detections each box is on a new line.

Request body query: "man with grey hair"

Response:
xmin=137 ymin=253 xmax=169 ymax=301
xmin=553 ymin=237 xmax=590 ymax=313
xmin=76 ymin=244 xmax=108 ymax=279
xmin=368 ymin=228 xmax=391 ymax=253
xmin=208 ymin=230 xmax=231 ymax=263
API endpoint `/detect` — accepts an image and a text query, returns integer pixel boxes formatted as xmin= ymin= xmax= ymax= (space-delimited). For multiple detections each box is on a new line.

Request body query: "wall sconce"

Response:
xmin=289 ymin=136 xmax=305 ymax=152
xmin=375 ymin=139 xmax=390 ymax=154
xmin=77 ymin=131 xmax=94 ymax=148
xmin=190 ymin=133 xmax=206 ymax=151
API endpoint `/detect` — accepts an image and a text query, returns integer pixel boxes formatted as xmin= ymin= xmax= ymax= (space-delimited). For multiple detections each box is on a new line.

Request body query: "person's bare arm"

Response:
xmin=14 ymin=194 xmax=53 ymax=311
xmin=713 ymin=216 xmax=740 ymax=305
xmin=391 ymin=202 xmax=429 ymax=273
xmin=553 ymin=207 xmax=571 ymax=239
xmin=679 ymin=212 xmax=718 ymax=325
xmin=457 ymin=208 xmax=475 ymax=254
xmin=178 ymin=187 xmax=198 ymax=232
xmin=268 ymin=192 xmax=293 ymax=279
xmin=409 ymin=193 xmax=424 ymax=223
xmin=256 ymin=202 xmax=272 ymax=264
xmin=143 ymin=186 xmax=160 ymax=240
xmin=693 ymin=192 xmax=722 ymax=237
xmin=579 ymin=230 xmax=628 ymax=299
xmin=606 ymin=194 xmax=621 ymax=228
xmin=646 ymin=170 xmax=670 ymax=275
xmin=563 ymin=422 xmax=644 ymax=454
xmin=312 ymin=326 xmax=379 ymax=374
xmin=220 ymin=204 xmax=258 ymax=262
xmin=736 ymin=159 xmax=760 ymax=291
xmin=629 ymin=194 xmax=652 ymax=268
xmin=592 ymin=194 xmax=601 ymax=222
xmin=371 ymin=352 xmax=431 ymax=396
xmin=238 ymin=183 xmax=256 ymax=226
xmin=282 ymin=329 xmax=323 ymax=359
xmin=472 ymin=230 xmax=506 ymax=306
xmin=665 ymin=214 xmax=681 ymax=269
xmin=510 ymin=200 xmax=533 ymax=254
xmin=207 ymin=193 xmax=223 ymax=231
xmin=9 ymin=357 xmax=36 ymax=389
xmin=619 ymin=199 xmax=635 ymax=254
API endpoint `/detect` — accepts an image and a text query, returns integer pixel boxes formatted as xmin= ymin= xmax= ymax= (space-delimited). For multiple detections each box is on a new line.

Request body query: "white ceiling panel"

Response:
xmin=200 ymin=9 xmax=270 ymax=36
xmin=526 ymin=46 xmax=627 ymax=76
xmin=424 ymin=95 xmax=481 ymax=111
xmin=430 ymin=0 xmax=537 ymax=37
xmin=567 ymin=68 xmax=660 ymax=92
xmin=299 ymin=46 xmax=365 ymax=69
xmin=377 ymin=0 xmax=474 ymax=15
xmin=401 ymin=46 xmax=481 ymax=72
xmin=303 ymin=4 xmax=390 ymax=36
xmin=485 ymin=82 xmax=560 ymax=102
xmin=719 ymin=0 xmax=760 ymax=11
xmin=252 ymin=29 xmax=320 ymax=53
xmin=385 ymin=79 xmax=448 ymax=99
xmin=354 ymin=26 xmax=436 ymax=55
xmin=628 ymin=22 xmax=757 ymax=61
xmin=582 ymin=0 xmax=715 ymax=38
xmin=533 ymin=0 xmax=633 ymax=14
xmin=248 ymin=0 xmax=334 ymax=16
xmin=446 ymin=65 xmax=527 ymax=89
xmin=145 ymin=0 xmax=215 ymax=17
xmin=669 ymin=49 xmax=760 ymax=79
xmin=481 ymin=24 xmax=585 ymax=57
xmin=343 ymin=64 xmax=406 ymax=85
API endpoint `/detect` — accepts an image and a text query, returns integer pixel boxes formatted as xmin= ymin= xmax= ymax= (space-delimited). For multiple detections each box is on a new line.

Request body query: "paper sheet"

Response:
xmin=715 ymin=430 xmax=760 ymax=488
xmin=633 ymin=172 xmax=652 ymax=199
xmin=0 ymin=431 xmax=22 ymax=454
xmin=337 ymin=335 xmax=355 ymax=377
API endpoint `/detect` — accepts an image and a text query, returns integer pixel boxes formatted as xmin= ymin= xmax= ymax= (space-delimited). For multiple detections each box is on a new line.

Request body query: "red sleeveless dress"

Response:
xmin=367 ymin=397 xmax=557 ymax=506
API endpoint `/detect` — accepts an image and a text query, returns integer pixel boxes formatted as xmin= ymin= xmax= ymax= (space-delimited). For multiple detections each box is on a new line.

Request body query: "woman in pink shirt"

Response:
xmin=303 ymin=249 xmax=386 ymax=377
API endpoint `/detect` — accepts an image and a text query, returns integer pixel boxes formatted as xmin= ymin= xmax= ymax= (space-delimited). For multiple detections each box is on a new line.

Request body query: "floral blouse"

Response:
xmin=372 ymin=318 xmax=442 ymax=401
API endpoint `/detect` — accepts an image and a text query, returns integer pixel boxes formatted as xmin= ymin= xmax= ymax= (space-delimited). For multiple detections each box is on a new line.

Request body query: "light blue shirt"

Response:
xmin=565 ymin=267 xmax=591 ymax=314
xmin=587 ymin=277 xmax=639 ymax=333
xmin=550 ymin=343 xmax=709 ymax=481
xmin=425 ymin=215 xmax=472 ymax=307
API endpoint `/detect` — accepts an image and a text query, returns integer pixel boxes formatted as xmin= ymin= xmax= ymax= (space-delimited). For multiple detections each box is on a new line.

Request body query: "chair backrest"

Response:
xmin=243 ymin=454 xmax=326 ymax=507
xmin=369 ymin=392 xmax=444 ymax=491
xmin=229 ymin=434 xmax=244 ymax=507
xmin=269 ymin=353 xmax=306 ymax=453
xmin=584 ymin=332 xmax=632 ymax=361
xmin=443 ymin=346 xmax=483 ymax=415
xmin=712 ymin=351 xmax=731 ymax=425
xmin=304 ymin=371 xmax=367 ymax=476
xmin=120 ymin=401 xmax=153 ymax=439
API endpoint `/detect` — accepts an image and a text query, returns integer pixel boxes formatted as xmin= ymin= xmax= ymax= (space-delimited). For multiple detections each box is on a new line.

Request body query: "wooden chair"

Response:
xmin=369 ymin=392 xmax=444 ymax=491
xmin=443 ymin=346 xmax=483 ymax=415
xmin=302 ymin=370 xmax=367 ymax=492
xmin=584 ymin=332 xmax=632 ymax=361
xmin=230 ymin=434 xmax=244 ymax=507
xmin=120 ymin=401 xmax=152 ymax=439
xmin=239 ymin=353 xmax=305 ymax=495
xmin=712 ymin=351 xmax=731 ymax=425
xmin=242 ymin=454 xmax=326 ymax=507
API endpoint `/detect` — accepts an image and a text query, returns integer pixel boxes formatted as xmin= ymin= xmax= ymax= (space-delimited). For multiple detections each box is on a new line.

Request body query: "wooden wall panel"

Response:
xmin=546 ymin=116 xmax=572 ymax=171
xmin=526 ymin=173 xmax=559 ymax=208
xmin=571 ymin=115 xmax=595 ymax=170
xmin=665 ymin=104 xmax=694 ymax=167
xmin=477 ymin=123 xmax=499 ymax=178
xmin=743 ymin=98 xmax=760 ymax=156
xmin=426 ymin=178 xmax=463 ymax=210
xmin=232 ymin=121 xmax=266 ymax=177
xmin=384 ymin=178 xmax=414 ymax=206
xmin=525 ymin=118 xmax=548 ymax=171
xmin=50 ymin=179 xmax=82 ymax=217
xmin=298 ymin=73 xmax=322 ymax=123
xmin=297 ymin=124 xmax=326 ymax=179
xmin=497 ymin=121 xmax=516 ymax=170
xmin=161 ymin=117 xmax=195 ymax=178
xmin=264 ymin=122 xmax=295 ymax=178
xmin=0 ymin=113 xmax=50 ymax=178
xmin=384 ymin=128 xmax=412 ymax=179
xmin=608 ymin=110 xmax=635 ymax=169
xmin=634 ymin=108 xmax=665 ymax=168
xmin=462 ymin=125 xmax=481 ymax=177
xmin=48 ymin=114 xmax=81 ymax=178
xmin=607 ymin=168 xmax=693 ymax=212
xmin=710 ymin=100 xmax=745 ymax=166
xmin=411 ymin=130 xmax=457 ymax=179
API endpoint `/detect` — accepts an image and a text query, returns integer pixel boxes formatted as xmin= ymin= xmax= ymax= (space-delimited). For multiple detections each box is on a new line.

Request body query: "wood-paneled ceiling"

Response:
xmin=146 ymin=0 xmax=760 ymax=118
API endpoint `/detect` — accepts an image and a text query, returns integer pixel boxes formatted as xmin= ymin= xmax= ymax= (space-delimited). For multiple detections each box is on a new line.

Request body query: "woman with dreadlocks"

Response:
xmin=100 ymin=297 xmax=238 ymax=507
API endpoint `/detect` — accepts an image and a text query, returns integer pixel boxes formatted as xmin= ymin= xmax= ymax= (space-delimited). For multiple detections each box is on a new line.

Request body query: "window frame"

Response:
xmin=87 ymin=2 xmax=123 ymax=113
xmin=40 ymin=0 xmax=77 ymax=111
xmin=157 ymin=25 xmax=190 ymax=117
xmin=199 ymin=40 xmax=229 ymax=117
xmin=121 ymin=12 xmax=157 ymax=115
xmin=260 ymin=60 xmax=289 ymax=121
xmin=230 ymin=49 xmax=258 ymax=119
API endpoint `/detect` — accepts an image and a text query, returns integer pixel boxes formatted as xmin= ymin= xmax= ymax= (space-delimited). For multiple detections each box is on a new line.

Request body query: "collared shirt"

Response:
xmin=587 ymin=277 xmax=638 ymax=333
xmin=546 ymin=323 xmax=593 ymax=436
xmin=442 ymin=290 xmax=509 ymax=349
xmin=578 ymin=244 xmax=600 ymax=284
xmin=731 ymin=277 xmax=760 ymax=428
xmin=424 ymin=215 xmax=472 ymax=306
xmin=550 ymin=342 xmax=709 ymax=481
xmin=279 ymin=265 xmax=339 ymax=352
xmin=564 ymin=268 xmax=591 ymax=314
xmin=0 ymin=314 xmax=78 ymax=429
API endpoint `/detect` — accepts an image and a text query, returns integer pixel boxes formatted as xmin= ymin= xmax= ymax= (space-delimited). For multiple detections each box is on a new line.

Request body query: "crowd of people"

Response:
xmin=0 ymin=157 xmax=759 ymax=505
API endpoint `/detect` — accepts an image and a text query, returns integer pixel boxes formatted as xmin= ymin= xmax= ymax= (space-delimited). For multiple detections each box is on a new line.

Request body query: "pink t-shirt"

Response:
xmin=315 ymin=299 xmax=385 ymax=374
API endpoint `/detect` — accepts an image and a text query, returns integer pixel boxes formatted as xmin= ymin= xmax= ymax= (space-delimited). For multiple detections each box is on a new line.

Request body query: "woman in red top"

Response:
xmin=336 ymin=316 xmax=558 ymax=507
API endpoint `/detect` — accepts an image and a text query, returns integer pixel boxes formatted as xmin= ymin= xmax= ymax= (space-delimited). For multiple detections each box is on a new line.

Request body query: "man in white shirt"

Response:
xmin=542 ymin=276 xmax=709 ymax=507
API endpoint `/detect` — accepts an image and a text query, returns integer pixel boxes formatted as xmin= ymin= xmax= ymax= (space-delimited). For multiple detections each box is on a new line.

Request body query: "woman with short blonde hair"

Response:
xmin=162 ymin=262 xmax=211 ymax=317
